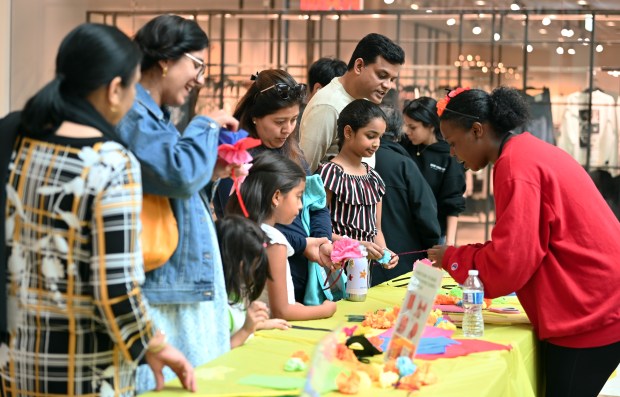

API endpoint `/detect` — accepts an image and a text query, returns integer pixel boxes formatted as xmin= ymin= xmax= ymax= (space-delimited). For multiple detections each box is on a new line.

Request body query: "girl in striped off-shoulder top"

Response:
xmin=318 ymin=99 xmax=399 ymax=270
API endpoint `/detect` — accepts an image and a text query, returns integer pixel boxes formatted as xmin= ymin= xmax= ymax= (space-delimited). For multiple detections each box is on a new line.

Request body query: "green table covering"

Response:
xmin=143 ymin=273 xmax=538 ymax=396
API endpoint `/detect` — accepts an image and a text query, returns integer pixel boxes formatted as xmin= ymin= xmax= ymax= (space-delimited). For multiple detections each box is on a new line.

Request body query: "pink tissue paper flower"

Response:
xmin=217 ymin=137 xmax=261 ymax=165
xmin=331 ymin=238 xmax=364 ymax=264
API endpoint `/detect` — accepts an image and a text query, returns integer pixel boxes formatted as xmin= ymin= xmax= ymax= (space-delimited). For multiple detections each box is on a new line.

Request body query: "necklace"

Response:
xmin=416 ymin=144 xmax=429 ymax=156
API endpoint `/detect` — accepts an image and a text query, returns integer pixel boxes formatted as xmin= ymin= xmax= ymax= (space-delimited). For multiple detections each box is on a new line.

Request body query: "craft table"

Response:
xmin=143 ymin=273 xmax=539 ymax=397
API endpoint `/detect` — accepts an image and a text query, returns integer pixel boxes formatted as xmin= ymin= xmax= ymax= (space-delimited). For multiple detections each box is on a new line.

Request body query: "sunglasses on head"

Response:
xmin=260 ymin=83 xmax=307 ymax=100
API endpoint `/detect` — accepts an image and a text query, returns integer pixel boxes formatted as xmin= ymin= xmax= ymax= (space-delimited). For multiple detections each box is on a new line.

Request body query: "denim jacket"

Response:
xmin=112 ymin=84 xmax=219 ymax=304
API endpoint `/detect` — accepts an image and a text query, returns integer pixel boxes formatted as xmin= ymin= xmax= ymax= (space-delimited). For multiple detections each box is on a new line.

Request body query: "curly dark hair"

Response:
xmin=440 ymin=86 xmax=529 ymax=138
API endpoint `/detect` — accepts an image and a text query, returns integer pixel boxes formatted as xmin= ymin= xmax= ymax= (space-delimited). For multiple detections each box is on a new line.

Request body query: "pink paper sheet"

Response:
xmin=416 ymin=339 xmax=511 ymax=360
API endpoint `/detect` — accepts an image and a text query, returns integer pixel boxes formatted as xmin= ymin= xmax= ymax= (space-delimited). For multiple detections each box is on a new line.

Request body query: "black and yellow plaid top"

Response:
xmin=1 ymin=135 xmax=153 ymax=397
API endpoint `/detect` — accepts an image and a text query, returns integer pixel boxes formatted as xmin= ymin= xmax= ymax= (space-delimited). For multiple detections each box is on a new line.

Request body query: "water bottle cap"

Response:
xmin=468 ymin=270 xmax=479 ymax=276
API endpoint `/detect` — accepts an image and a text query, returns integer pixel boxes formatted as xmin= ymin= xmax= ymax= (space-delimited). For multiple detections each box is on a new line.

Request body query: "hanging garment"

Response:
xmin=558 ymin=89 xmax=618 ymax=169
xmin=516 ymin=88 xmax=555 ymax=144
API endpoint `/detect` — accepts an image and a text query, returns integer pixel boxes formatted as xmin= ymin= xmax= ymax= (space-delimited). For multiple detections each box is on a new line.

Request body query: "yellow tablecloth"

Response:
xmin=144 ymin=274 xmax=539 ymax=397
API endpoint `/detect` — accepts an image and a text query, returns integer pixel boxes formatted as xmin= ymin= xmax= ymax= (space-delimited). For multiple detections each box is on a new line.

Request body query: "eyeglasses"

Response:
xmin=259 ymin=83 xmax=307 ymax=100
xmin=184 ymin=53 xmax=206 ymax=79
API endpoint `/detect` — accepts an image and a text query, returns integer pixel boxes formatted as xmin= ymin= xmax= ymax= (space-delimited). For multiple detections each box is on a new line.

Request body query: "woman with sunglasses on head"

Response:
xmin=110 ymin=14 xmax=240 ymax=393
xmin=0 ymin=23 xmax=196 ymax=396
xmin=427 ymin=87 xmax=620 ymax=397
xmin=214 ymin=69 xmax=335 ymax=307
xmin=401 ymin=96 xmax=466 ymax=246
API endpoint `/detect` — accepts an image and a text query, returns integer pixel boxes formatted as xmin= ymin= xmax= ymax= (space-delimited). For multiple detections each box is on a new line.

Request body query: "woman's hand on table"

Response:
xmin=145 ymin=334 xmax=196 ymax=392
xmin=427 ymin=244 xmax=449 ymax=269
xmin=257 ymin=318 xmax=290 ymax=331
xmin=243 ymin=301 xmax=271 ymax=334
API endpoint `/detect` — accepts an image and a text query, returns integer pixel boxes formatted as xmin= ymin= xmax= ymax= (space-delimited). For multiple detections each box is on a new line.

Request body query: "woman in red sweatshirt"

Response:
xmin=428 ymin=86 xmax=620 ymax=397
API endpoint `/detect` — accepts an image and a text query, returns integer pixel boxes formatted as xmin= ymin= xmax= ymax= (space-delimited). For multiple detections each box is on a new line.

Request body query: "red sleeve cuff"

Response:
xmin=442 ymin=246 xmax=471 ymax=284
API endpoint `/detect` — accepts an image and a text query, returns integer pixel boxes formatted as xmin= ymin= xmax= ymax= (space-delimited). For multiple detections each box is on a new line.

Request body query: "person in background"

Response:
xmin=401 ymin=96 xmax=465 ymax=245
xmin=373 ymin=104 xmax=440 ymax=286
xmin=215 ymin=215 xmax=290 ymax=348
xmin=227 ymin=153 xmax=337 ymax=320
xmin=307 ymin=57 xmax=347 ymax=102
xmin=318 ymin=99 xmax=399 ymax=269
xmin=111 ymin=14 xmax=240 ymax=393
xmin=293 ymin=57 xmax=347 ymax=141
xmin=214 ymin=69 xmax=333 ymax=304
xmin=427 ymin=86 xmax=620 ymax=397
xmin=300 ymin=33 xmax=405 ymax=172
xmin=0 ymin=23 xmax=195 ymax=395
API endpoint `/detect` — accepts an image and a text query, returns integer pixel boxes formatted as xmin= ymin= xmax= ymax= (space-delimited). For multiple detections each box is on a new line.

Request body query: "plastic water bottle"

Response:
xmin=462 ymin=269 xmax=484 ymax=338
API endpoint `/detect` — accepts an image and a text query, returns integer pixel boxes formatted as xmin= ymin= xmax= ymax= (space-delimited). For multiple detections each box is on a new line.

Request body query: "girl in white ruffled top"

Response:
xmin=227 ymin=153 xmax=337 ymax=320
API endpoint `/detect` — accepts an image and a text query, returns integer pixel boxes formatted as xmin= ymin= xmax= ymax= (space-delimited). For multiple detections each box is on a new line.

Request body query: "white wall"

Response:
xmin=9 ymin=0 xmax=88 ymax=110
xmin=0 ymin=0 xmax=10 ymax=115
xmin=6 ymin=0 xmax=271 ymax=111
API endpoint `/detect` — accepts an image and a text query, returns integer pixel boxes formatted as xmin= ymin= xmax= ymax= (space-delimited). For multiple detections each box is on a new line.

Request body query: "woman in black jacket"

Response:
xmin=401 ymin=97 xmax=466 ymax=245
xmin=373 ymin=105 xmax=440 ymax=286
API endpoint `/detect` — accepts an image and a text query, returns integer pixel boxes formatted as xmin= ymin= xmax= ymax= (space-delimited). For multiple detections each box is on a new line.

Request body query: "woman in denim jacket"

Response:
xmin=112 ymin=15 xmax=239 ymax=393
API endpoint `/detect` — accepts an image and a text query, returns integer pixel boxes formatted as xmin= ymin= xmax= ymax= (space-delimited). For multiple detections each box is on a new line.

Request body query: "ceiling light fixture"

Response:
xmin=577 ymin=0 xmax=588 ymax=5
xmin=494 ymin=32 xmax=501 ymax=41
xmin=542 ymin=17 xmax=551 ymax=26
xmin=447 ymin=18 xmax=456 ymax=26
xmin=472 ymin=24 xmax=482 ymax=35
xmin=510 ymin=2 xmax=521 ymax=11
xmin=556 ymin=45 xmax=564 ymax=55
xmin=585 ymin=14 xmax=593 ymax=32
xmin=539 ymin=28 xmax=548 ymax=34
xmin=475 ymin=0 xmax=486 ymax=5
xmin=384 ymin=0 xmax=395 ymax=4
xmin=527 ymin=44 xmax=533 ymax=52
xmin=561 ymin=23 xmax=574 ymax=38
xmin=410 ymin=3 xmax=419 ymax=10
xmin=567 ymin=47 xmax=576 ymax=55
xmin=596 ymin=44 xmax=604 ymax=52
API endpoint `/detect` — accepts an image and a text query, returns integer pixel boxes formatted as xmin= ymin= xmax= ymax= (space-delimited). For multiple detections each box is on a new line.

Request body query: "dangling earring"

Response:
xmin=110 ymin=105 xmax=119 ymax=114
xmin=162 ymin=66 xmax=168 ymax=78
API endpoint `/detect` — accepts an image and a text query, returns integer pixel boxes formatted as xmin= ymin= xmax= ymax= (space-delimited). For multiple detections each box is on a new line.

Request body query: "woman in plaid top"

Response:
xmin=1 ymin=24 xmax=194 ymax=396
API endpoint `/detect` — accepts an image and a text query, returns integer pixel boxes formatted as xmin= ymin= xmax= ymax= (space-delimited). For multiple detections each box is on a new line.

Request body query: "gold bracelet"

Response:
xmin=147 ymin=331 xmax=167 ymax=354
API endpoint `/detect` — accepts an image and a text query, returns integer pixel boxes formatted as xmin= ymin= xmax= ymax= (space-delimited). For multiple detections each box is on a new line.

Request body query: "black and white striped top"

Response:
xmin=319 ymin=162 xmax=386 ymax=243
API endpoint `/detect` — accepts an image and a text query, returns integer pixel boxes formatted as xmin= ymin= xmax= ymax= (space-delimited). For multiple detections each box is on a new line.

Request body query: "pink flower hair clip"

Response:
xmin=436 ymin=87 xmax=471 ymax=116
